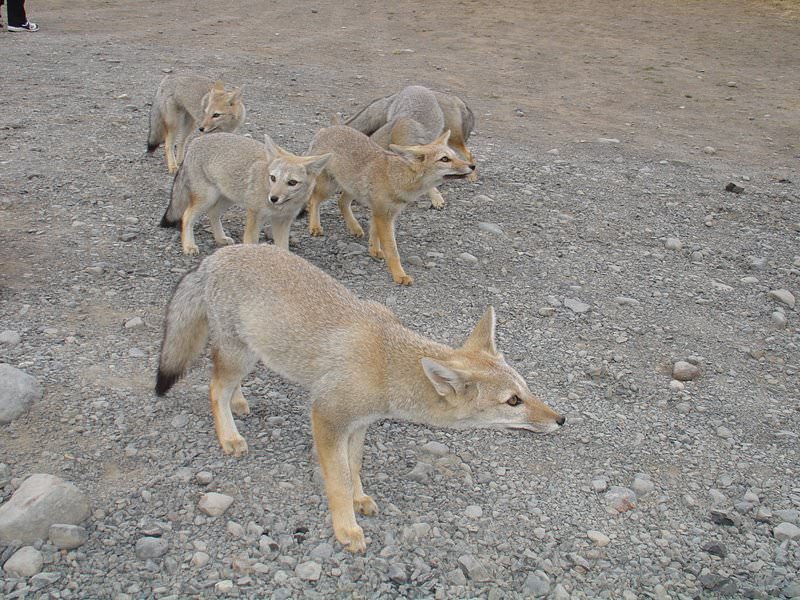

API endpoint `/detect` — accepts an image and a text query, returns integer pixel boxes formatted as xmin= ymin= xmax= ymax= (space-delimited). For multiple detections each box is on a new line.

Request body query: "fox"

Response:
xmin=147 ymin=74 xmax=246 ymax=174
xmin=154 ymin=243 xmax=565 ymax=553
xmin=306 ymin=125 xmax=475 ymax=285
xmin=160 ymin=132 xmax=330 ymax=255
xmin=346 ymin=85 xmax=477 ymax=190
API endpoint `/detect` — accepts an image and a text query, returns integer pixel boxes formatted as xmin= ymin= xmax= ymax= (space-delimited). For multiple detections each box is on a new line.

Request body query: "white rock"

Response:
xmin=295 ymin=561 xmax=322 ymax=581
xmin=478 ymin=222 xmax=504 ymax=236
xmin=464 ymin=505 xmax=483 ymax=519
xmin=597 ymin=137 xmax=620 ymax=144
xmin=587 ymin=530 xmax=610 ymax=547
xmin=632 ymin=475 xmax=655 ymax=496
xmin=771 ymin=311 xmax=787 ymax=328
xmin=198 ymin=492 xmax=234 ymax=517
xmin=669 ymin=379 xmax=685 ymax=391
xmin=703 ymin=146 xmax=717 ymax=155
xmin=0 ymin=474 xmax=90 ymax=544
xmin=672 ymin=360 xmax=701 ymax=381
xmin=768 ymin=289 xmax=795 ymax=308
xmin=0 ymin=364 xmax=42 ymax=424
xmin=191 ymin=551 xmax=210 ymax=567
xmin=564 ymin=297 xmax=591 ymax=314
xmin=774 ymin=522 xmax=800 ymax=540
xmin=665 ymin=237 xmax=683 ymax=250
xmin=457 ymin=252 xmax=478 ymax=265
xmin=214 ymin=580 xmax=234 ymax=594
xmin=3 ymin=546 xmax=44 ymax=577
xmin=124 ymin=316 xmax=144 ymax=329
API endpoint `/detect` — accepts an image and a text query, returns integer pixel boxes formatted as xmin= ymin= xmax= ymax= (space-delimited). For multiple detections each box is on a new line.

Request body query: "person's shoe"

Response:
xmin=7 ymin=21 xmax=38 ymax=32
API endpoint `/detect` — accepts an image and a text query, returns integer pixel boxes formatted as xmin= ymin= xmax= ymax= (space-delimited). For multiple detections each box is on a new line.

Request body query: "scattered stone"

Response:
xmin=227 ymin=520 xmax=245 ymax=539
xmin=3 ymin=546 xmax=44 ymax=577
xmin=771 ymin=311 xmax=787 ymax=328
xmin=196 ymin=471 xmax=213 ymax=485
xmin=632 ymin=475 xmax=655 ymax=496
xmin=295 ymin=560 xmax=322 ymax=581
xmin=522 ymin=571 xmax=551 ymax=597
xmin=420 ymin=441 xmax=449 ymax=456
xmin=604 ymin=486 xmax=637 ymax=512
xmin=124 ymin=316 xmax=144 ymax=329
xmin=30 ymin=571 xmax=61 ymax=590
xmin=538 ymin=307 xmax=556 ymax=317
xmin=48 ymin=524 xmax=88 ymax=549
xmin=703 ymin=146 xmax=716 ymax=155
xmin=309 ymin=542 xmax=334 ymax=560
xmin=773 ymin=522 xmax=800 ymax=540
xmin=406 ymin=461 xmax=434 ymax=483
xmin=564 ymin=298 xmax=591 ymax=314
xmin=672 ymin=360 xmax=701 ymax=381
xmin=546 ymin=148 xmax=560 ymax=155
xmin=448 ymin=568 xmax=467 ymax=585
xmin=665 ymin=237 xmax=683 ymax=250
xmin=710 ymin=509 xmax=740 ymax=527
xmin=0 ymin=364 xmax=43 ymax=424
xmin=465 ymin=505 xmax=483 ymax=519
xmin=716 ymin=426 xmax=733 ymax=439
xmin=0 ymin=473 xmax=91 ymax=543
xmin=215 ymin=580 xmax=234 ymax=594
xmin=670 ymin=380 xmax=686 ymax=392
xmin=725 ymin=182 xmax=744 ymax=194
xmin=198 ymin=492 xmax=234 ymax=517
xmin=135 ymin=536 xmax=168 ymax=559
xmin=768 ymin=289 xmax=795 ymax=308
xmin=597 ymin=137 xmax=620 ymax=144
xmin=614 ymin=296 xmax=640 ymax=307
xmin=478 ymin=222 xmax=504 ymax=236
xmin=458 ymin=554 xmax=491 ymax=582
xmin=0 ymin=330 xmax=21 ymax=345
xmin=774 ymin=509 xmax=798 ymax=524
xmin=591 ymin=477 xmax=608 ymax=493
xmin=587 ymin=530 xmax=610 ymax=547
xmin=702 ymin=540 xmax=727 ymax=557
xmin=457 ymin=252 xmax=478 ymax=265
xmin=388 ymin=562 xmax=408 ymax=583
xmin=191 ymin=551 xmax=210 ymax=567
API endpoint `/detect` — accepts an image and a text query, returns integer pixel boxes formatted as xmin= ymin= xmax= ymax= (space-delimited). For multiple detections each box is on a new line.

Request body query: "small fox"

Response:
xmin=346 ymin=85 xmax=477 ymax=191
xmin=147 ymin=74 xmax=246 ymax=174
xmin=155 ymin=243 xmax=565 ymax=553
xmin=160 ymin=132 xmax=330 ymax=254
xmin=307 ymin=125 xmax=475 ymax=285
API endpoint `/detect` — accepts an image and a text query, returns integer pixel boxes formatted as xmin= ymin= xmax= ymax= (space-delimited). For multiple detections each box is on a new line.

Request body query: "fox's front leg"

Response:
xmin=367 ymin=217 xmax=383 ymax=260
xmin=372 ymin=210 xmax=413 ymax=285
xmin=338 ymin=192 xmax=364 ymax=237
xmin=428 ymin=187 xmax=445 ymax=210
xmin=349 ymin=426 xmax=378 ymax=517
xmin=311 ymin=405 xmax=366 ymax=553
xmin=164 ymin=127 xmax=178 ymax=175
xmin=307 ymin=182 xmax=327 ymax=237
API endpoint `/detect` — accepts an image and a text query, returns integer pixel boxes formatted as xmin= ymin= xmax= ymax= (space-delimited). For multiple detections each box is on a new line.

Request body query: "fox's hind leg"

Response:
xmin=348 ymin=426 xmax=377 ymax=517
xmin=164 ymin=125 xmax=178 ymax=174
xmin=207 ymin=197 xmax=235 ymax=247
xmin=307 ymin=173 xmax=334 ymax=236
xmin=337 ymin=192 xmax=364 ymax=238
xmin=209 ymin=344 xmax=257 ymax=457
xmin=230 ymin=387 xmax=250 ymax=416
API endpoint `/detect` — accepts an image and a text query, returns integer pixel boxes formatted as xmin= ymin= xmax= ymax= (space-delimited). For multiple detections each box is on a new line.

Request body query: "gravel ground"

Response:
xmin=1 ymin=2 xmax=799 ymax=599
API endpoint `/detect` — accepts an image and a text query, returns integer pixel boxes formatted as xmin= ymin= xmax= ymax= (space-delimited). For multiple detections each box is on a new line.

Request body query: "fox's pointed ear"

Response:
xmin=263 ymin=134 xmax=282 ymax=158
xmin=304 ymin=153 xmax=332 ymax=174
xmin=434 ymin=129 xmax=451 ymax=146
xmin=421 ymin=358 xmax=467 ymax=397
xmin=462 ymin=306 xmax=497 ymax=354
xmin=228 ymin=87 xmax=243 ymax=104
xmin=388 ymin=144 xmax=425 ymax=162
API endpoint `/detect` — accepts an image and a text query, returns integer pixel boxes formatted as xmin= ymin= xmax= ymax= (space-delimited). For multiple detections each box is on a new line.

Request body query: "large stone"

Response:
xmin=768 ymin=289 xmax=795 ymax=308
xmin=0 ymin=364 xmax=43 ymax=424
xmin=0 ymin=474 xmax=90 ymax=544
xmin=3 ymin=546 xmax=44 ymax=577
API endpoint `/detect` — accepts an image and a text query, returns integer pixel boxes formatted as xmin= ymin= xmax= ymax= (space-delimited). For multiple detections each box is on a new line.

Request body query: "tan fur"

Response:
xmin=161 ymin=132 xmax=330 ymax=255
xmin=147 ymin=75 xmax=246 ymax=174
xmin=346 ymin=85 xmax=478 ymax=190
xmin=307 ymin=126 xmax=475 ymax=285
xmin=155 ymin=244 xmax=565 ymax=552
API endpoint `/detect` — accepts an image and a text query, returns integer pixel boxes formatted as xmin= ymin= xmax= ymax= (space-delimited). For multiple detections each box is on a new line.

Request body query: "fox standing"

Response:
xmin=155 ymin=243 xmax=565 ymax=552
xmin=307 ymin=125 xmax=475 ymax=285
xmin=147 ymin=74 xmax=246 ymax=174
xmin=160 ymin=132 xmax=330 ymax=254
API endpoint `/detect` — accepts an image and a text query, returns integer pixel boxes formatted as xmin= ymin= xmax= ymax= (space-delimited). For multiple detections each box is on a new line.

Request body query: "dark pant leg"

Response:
xmin=7 ymin=0 xmax=27 ymax=27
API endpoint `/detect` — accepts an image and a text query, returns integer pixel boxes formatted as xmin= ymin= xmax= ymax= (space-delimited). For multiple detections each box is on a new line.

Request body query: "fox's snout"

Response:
xmin=269 ymin=195 xmax=280 ymax=204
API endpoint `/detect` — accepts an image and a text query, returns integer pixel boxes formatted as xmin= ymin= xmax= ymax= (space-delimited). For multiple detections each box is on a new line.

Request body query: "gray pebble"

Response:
xmin=196 ymin=470 xmax=213 ymax=485
xmin=3 ymin=546 xmax=44 ymax=577
xmin=48 ymin=523 xmax=88 ymax=549
xmin=458 ymin=554 xmax=491 ymax=582
xmin=420 ymin=440 xmax=449 ymax=456
xmin=0 ymin=364 xmax=42 ymax=424
xmin=0 ymin=330 xmax=21 ymax=345
xmin=538 ymin=307 xmax=556 ymax=317
xmin=406 ymin=461 xmax=434 ymax=483
xmin=310 ymin=542 xmax=334 ymax=560
xmin=295 ymin=560 xmax=322 ymax=581
xmin=604 ymin=486 xmax=637 ymax=512
xmin=632 ymin=475 xmax=654 ymax=496
xmin=771 ymin=311 xmax=787 ymax=328
xmin=464 ymin=505 xmax=483 ymax=519
xmin=457 ymin=252 xmax=478 ymax=265
xmin=135 ymin=536 xmax=168 ymax=559
xmin=768 ymin=288 xmax=795 ymax=308
xmin=124 ymin=316 xmax=144 ymax=329
xmin=564 ymin=297 xmax=591 ymax=313
xmin=665 ymin=237 xmax=683 ymax=250
xmin=198 ymin=492 xmax=234 ymax=517
xmin=478 ymin=222 xmax=504 ymax=235
xmin=773 ymin=522 xmax=800 ymax=540
xmin=672 ymin=360 xmax=701 ymax=381
xmin=388 ymin=562 xmax=408 ymax=583
xmin=522 ymin=571 xmax=551 ymax=597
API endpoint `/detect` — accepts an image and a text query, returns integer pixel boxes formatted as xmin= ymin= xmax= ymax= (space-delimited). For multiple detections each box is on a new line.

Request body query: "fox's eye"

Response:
xmin=439 ymin=156 xmax=451 ymax=162
xmin=507 ymin=395 xmax=522 ymax=407
xmin=212 ymin=113 xmax=221 ymax=118
xmin=270 ymin=175 xmax=276 ymax=182
xmin=287 ymin=180 xmax=298 ymax=187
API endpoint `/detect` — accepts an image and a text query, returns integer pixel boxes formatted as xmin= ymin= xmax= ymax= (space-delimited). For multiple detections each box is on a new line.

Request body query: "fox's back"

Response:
xmin=309 ymin=126 xmax=395 ymax=184
xmin=387 ymin=86 xmax=444 ymax=140
xmin=157 ymin=74 xmax=214 ymax=115
xmin=204 ymin=244 xmax=396 ymax=386
xmin=186 ymin=133 xmax=267 ymax=176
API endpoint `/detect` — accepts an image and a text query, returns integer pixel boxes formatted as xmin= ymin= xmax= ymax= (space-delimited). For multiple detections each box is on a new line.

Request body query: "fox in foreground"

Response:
xmin=160 ymin=132 xmax=330 ymax=254
xmin=346 ymin=85 xmax=477 ymax=189
xmin=307 ymin=125 xmax=475 ymax=285
xmin=350 ymin=85 xmax=468 ymax=209
xmin=155 ymin=244 xmax=565 ymax=552
xmin=147 ymin=74 xmax=246 ymax=174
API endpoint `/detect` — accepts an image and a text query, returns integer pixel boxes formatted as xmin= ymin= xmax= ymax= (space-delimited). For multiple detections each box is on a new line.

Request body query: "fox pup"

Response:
xmin=155 ymin=243 xmax=565 ymax=552
xmin=160 ymin=132 xmax=330 ymax=254
xmin=147 ymin=74 xmax=246 ymax=174
xmin=346 ymin=85 xmax=477 ymax=187
xmin=307 ymin=125 xmax=475 ymax=285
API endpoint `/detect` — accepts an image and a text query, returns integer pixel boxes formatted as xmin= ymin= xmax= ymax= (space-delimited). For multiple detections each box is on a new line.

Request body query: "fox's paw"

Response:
xmin=335 ymin=525 xmax=366 ymax=553
xmin=348 ymin=224 xmax=365 ymax=238
xmin=167 ymin=165 xmax=178 ymax=175
xmin=467 ymin=169 xmax=478 ymax=183
xmin=392 ymin=273 xmax=414 ymax=286
xmin=429 ymin=190 xmax=445 ymax=210
xmin=231 ymin=395 xmax=250 ymax=417
xmin=354 ymin=495 xmax=378 ymax=517
xmin=309 ymin=224 xmax=324 ymax=237
xmin=219 ymin=434 xmax=248 ymax=458
xmin=182 ymin=243 xmax=200 ymax=256
xmin=217 ymin=236 xmax=235 ymax=246
xmin=368 ymin=246 xmax=385 ymax=260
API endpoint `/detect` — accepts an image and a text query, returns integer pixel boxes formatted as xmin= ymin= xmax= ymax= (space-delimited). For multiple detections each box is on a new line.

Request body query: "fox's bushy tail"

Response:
xmin=155 ymin=264 xmax=209 ymax=396
xmin=160 ymin=163 xmax=189 ymax=229
xmin=147 ymin=101 xmax=165 ymax=154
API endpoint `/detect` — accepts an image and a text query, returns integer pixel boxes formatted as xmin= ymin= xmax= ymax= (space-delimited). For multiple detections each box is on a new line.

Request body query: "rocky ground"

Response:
xmin=1 ymin=1 xmax=799 ymax=599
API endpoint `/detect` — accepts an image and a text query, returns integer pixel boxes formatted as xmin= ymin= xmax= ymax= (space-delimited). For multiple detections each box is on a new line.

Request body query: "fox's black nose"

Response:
xmin=556 ymin=415 xmax=566 ymax=427
xmin=269 ymin=195 xmax=279 ymax=204
xmin=198 ymin=127 xmax=205 ymax=133
xmin=468 ymin=164 xmax=476 ymax=171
